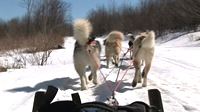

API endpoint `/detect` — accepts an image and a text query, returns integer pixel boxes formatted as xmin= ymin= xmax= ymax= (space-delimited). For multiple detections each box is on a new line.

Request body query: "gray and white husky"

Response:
xmin=73 ymin=19 xmax=101 ymax=90
xmin=132 ymin=30 xmax=155 ymax=88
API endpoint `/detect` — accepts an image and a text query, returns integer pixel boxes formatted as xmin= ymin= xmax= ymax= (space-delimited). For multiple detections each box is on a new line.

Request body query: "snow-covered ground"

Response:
xmin=0 ymin=31 xmax=200 ymax=112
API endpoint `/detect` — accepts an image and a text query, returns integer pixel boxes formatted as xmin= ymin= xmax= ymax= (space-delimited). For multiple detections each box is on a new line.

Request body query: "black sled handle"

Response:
xmin=32 ymin=85 xmax=58 ymax=112
xmin=71 ymin=93 xmax=82 ymax=105
xmin=148 ymin=89 xmax=164 ymax=112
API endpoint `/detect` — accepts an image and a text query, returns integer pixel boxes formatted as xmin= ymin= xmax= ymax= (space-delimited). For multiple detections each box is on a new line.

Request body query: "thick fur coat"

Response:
xmin=132 ymin=31 xmax=155 ymax=88
xmin=73 ymin=19 xmax=101 ymax=90
xmin=104 ymin=31 xmax=124 ymax=68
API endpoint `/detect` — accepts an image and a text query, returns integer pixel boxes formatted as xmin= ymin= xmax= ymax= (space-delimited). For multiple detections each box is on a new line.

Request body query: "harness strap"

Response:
xmin=123 ymin=45 xmax=133 ymax=57
xmin=88 ymin=50 xmax=113 ymax=92
xmin=113 ymin=45 xmax=141 ymax=93
xmin=113 ymin=56 xmax=135 ymax=92
xmin=86 ymin=41 xmax=96 ymax=46
xmin=88 ymin=44 xmax=141 ymax=104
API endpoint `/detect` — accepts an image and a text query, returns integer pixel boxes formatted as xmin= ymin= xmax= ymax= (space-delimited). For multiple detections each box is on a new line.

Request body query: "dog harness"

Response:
xmin=86 ymin=41 xmax=96 ymax=46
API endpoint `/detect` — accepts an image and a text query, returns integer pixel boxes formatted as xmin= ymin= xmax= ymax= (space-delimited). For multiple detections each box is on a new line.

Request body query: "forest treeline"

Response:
xmin=87 ymin=0 xmax=200 ymax=36
xmin=0 ymin=0 xmax=72 ymax=51
xmin=0 ymin=0 xmax=200 ymax=51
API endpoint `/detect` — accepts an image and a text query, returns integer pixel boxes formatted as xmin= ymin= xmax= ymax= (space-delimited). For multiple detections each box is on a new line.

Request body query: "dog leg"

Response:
xmin=88 ymin=73 xmax=93 ymax=81
xmin=88 ymin=64 xmax=99 ymax=85
xmin=84 ymin=73 xmax=89 ymax=85
xmin=116 ymin=56 xmax=120 ymax=67
xmin=113 ymin=56 xmax=119 ymax=67
xmin=80 ymin=75 xmax=88 ymax=90
xmin=106 ymin=57 xmax=111 ymax=68
xmin=138 ymin=71 xmax=142 ymax=83
xmin=92 ymin=66 xmax=98 ymax=84
xmin=111 ymin=57 xmax=115 ymax=64
xmin=76 ymin=67 xmax=88 ymax=90
xmin=132 ymin=61 xmax=141 ymax=87
xmin=88 ymin=65 xmax=93 ymax=81
xmin=132 ymin=67 xmax=140 ymax=87
xmin=130 ymin=51 xmax=132 ymax=59
xmin=141 ymin=60 xmax=144 ymax=66
xmin=142 ymin=62 xmax=152 ymax=87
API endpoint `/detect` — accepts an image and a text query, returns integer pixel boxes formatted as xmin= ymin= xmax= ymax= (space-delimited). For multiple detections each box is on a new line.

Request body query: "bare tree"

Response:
xmin=20 ymin=0 xmax=36 ymax=37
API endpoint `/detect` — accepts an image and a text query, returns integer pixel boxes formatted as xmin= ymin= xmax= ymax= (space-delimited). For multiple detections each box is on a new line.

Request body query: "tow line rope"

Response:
xmin=113 ymin=45 xmax=141 ymax=93
xmin=88 ymin=44 xmax=140 ymax=106
xmin=88 ymin=49 xmax=113 ymax=92
xmin=114 ymin=44 xmax=134 ymax=84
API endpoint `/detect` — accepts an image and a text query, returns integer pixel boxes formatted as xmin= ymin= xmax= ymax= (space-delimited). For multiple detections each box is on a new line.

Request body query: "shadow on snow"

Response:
xmin=6 ymin=77 xmax=80 ymax=93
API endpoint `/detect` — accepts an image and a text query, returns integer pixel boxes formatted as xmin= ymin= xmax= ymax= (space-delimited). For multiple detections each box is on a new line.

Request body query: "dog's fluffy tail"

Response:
xmin=107 ymin=31 xmax=124 ymax=42
xmin=142 ymin=31 xmax=155 ymax=48
xmin=73 ymin=19 xmax=92 ymax=46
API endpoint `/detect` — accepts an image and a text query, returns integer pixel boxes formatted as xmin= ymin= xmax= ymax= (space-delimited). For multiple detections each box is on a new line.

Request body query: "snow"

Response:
xmin=0 ymin=31 xmax=200 ymax=112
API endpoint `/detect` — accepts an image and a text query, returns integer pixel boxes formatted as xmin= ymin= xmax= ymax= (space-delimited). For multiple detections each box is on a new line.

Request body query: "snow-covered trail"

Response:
xmin=95 ymin=38 xmax=200 ymax=112
xmin=1 ymin=34 xmax=200 ymax=112
xmin=150 ymin=46 xmax=200 ymax=112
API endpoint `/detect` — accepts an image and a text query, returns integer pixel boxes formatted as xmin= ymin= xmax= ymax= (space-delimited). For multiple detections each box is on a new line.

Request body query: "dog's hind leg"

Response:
xmin=113 ymin=56 xmax=119 ymax=67
xmin=111 ymin=57 xmax=115 ymax=64
xmin=76 ymin=67 xmax=88 ymax=90
xmin=141 ymin=60 xmax=144 ymax=66
xmin=106 ymin=57 xmax=111 ymax=68
xmin=89 ymin=65 xmax=98 ymax=85
xmin=130 ymin=51 xmax=132 ymax=59
xmin=132 ymin=61 xmax=141 ymax=87
xmin=88 ymin=65 xmax=94 ymax=81
xmin=142 ymin=60 xmax=152 ymax=87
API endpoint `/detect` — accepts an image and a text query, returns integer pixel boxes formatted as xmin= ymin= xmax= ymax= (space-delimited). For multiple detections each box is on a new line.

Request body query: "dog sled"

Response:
xmin=32 ymin=85 xmax=164 ymax=112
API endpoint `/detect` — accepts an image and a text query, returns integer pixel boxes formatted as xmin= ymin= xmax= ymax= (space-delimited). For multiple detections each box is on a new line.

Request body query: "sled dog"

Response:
xmin=132 ymin=30 xmax=155 ymax=88
xmin=127 ymin=33 xmax=135 ymax=59
xmin=104 ymin=31 xmax=124 ymax=68
xmin=73 ymin=19 xmax=101 ymax=90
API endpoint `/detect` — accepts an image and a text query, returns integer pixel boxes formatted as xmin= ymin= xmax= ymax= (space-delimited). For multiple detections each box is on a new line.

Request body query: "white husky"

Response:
xmin=73 ymin=19 xmax=101 ymax=90
xmin=132 ymin=30 xmax=155 ymax=88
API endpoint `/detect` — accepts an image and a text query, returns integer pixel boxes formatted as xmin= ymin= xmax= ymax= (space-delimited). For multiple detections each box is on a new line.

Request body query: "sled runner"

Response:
xmin=32 ymin=85 xmax=164 ymax=112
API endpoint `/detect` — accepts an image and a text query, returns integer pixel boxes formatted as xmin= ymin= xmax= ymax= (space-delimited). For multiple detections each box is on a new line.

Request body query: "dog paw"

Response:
xmin=93 ymin=81 xmax=98 ymax=85
xmin=132 ymin=81 xmax=137 ymax=87
xmin=92 ymin=78 xmax=98 ymax=84
xmin=142 ymin=83 xmax=147 ymax=87
xmin=81 ymin=86 xmax=88 ymax=90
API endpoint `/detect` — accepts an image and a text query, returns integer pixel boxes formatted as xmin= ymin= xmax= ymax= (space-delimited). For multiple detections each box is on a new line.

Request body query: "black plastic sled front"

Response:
xmin=32 ymin=85 xmax=164 ymax=112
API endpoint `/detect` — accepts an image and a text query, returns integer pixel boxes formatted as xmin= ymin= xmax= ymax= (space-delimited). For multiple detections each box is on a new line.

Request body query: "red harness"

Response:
xmin=86 ymin=41 xmax=96 ymax=46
